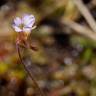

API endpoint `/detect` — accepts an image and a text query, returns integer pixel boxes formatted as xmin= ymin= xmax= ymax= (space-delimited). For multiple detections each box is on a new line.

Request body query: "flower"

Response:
xmin=12 ymin=14 xmax=36 ymax=33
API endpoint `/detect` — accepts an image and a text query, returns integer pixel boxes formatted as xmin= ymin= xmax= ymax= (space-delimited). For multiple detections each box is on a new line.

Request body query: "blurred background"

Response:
xmin=1 ymin=0 xmax=96 ymax=96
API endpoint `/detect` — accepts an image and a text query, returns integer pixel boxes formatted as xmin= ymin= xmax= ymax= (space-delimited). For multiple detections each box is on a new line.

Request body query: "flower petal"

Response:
xmin=23 ymin=27 xmax=32 ymax=33
xmin=22 ymin=14 xmax=35 ymax=28
xmin=13 ymin=17 xmax=22 ymax=26
xmin=25 ymin=19 xmax=35 ymax=28
xmin=12 ymin=25 xmax=22 ymax=32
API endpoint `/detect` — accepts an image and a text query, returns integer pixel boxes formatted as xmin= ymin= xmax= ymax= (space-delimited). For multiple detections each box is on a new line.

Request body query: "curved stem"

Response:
xmin=16 ymin=44 xmax=45 ymax=96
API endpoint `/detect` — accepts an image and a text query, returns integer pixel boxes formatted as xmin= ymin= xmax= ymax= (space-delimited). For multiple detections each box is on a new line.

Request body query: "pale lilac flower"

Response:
xmin=12 ymin=14 xmax=36 ymax=32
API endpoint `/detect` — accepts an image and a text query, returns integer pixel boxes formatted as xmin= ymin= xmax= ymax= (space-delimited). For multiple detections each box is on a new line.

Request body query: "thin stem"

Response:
xmin=17 ymin=43 xmax=37 ymax=51
xmin=16 ymin=44 xmax=45 ymax=96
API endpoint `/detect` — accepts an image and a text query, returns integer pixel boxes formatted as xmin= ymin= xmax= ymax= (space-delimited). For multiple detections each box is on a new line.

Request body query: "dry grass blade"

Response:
xmin=63 ymin=20 xmax=96 ymax=41
xmin=73 ymin=0 xmax=96 ymax=33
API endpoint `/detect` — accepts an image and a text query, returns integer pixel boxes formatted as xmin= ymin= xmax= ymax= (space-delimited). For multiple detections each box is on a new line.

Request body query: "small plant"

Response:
xmin=12 ymin=14 xmax=45 ymax=96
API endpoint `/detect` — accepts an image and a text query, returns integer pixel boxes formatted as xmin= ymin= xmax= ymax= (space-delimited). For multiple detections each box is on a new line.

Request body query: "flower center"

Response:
xmin=19 ymin=23 xmax=24 ymax=29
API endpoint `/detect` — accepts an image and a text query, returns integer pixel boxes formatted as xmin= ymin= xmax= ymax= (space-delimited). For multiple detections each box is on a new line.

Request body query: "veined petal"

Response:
xmin=12 ymin=25 xmax=22 ymax=32
xmin=25 ymin=18 xmax=35 ymax=28
xmin=22 ymin=14 xmax=35 ymax=27
xmin=13 ymin=17 xmax=22 ymax=26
